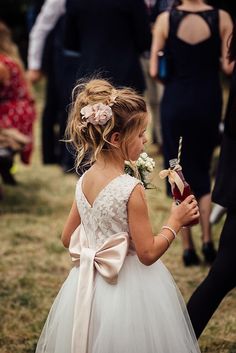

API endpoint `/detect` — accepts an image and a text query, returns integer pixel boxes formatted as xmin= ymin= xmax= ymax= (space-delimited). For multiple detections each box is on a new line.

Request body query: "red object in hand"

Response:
xmin=170 ymin=159 xmax=199 ymax=227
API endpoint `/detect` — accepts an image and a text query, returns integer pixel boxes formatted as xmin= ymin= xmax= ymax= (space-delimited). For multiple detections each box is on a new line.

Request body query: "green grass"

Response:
xmin=0 ymin=83 xmax=235 ymax=353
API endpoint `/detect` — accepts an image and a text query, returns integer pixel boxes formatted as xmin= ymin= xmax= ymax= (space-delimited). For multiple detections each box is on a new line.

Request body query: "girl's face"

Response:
xmin=127 ymin=115 xmax=148 ymax=161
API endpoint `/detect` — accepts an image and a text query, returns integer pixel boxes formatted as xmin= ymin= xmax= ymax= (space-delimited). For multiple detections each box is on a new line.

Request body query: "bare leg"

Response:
xmin=198 ymin=193 xmax=212 ymax=243
xmin=181 ymin=227 xmax=194 ymax=249
xmin=199 ymin=193 xmax=216 ymax=263
xmin=181 ymin=227 xmax=200 ymax=266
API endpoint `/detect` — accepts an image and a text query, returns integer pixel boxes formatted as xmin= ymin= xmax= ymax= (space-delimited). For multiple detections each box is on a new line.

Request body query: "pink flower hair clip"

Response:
xmin=80 ymin=103 xmax=113 ymax=126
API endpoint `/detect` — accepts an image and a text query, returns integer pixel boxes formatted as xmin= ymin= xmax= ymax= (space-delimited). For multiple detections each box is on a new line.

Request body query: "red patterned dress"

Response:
xmin=0 ymin=54 xmax=36 ymax=164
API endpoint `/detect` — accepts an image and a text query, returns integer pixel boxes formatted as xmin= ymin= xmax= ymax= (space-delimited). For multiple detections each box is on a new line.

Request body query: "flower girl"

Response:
xmin=35 ymin=79 xmax=201 ymax=353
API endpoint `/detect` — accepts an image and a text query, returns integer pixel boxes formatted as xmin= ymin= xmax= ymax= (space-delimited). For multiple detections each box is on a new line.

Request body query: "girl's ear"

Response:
xmin=110 ymin=132 xmax=121 ymax=147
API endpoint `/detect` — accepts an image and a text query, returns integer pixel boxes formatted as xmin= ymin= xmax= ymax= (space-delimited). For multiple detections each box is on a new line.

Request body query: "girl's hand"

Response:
xmin=169 ymin=195 xmax=199 ymax=229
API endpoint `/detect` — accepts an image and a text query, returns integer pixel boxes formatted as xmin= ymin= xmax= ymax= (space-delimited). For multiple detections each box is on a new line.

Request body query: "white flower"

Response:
xmin=125 ymin=153 xmax=156 ymax=189
xmin=140 ymin=152 xmax=148 ymax=159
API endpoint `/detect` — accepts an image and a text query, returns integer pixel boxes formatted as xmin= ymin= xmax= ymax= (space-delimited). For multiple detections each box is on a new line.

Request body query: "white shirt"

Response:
xmin=28 ymin=0 xmax=66 ymax=70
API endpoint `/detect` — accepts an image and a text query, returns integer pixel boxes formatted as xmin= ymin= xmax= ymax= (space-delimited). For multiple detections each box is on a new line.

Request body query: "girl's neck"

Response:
xmin=93 ymin=154 xmax=125 ymax=176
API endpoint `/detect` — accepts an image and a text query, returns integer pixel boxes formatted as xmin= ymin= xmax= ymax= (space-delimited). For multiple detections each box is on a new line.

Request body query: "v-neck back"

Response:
xmin=75 ymin=173 xmax=141 ymax=249
xmin=80 ymin=173 xmax=126 ymax=209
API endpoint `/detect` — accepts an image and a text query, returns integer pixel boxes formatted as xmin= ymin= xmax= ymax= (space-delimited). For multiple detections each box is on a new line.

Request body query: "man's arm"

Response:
xmin=27 ymin=0 xmax=66 ymax=81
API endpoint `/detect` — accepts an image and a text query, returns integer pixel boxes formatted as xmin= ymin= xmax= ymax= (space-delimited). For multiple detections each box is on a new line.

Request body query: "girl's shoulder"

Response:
xmin=122 ymin=173 xmax=142 ymax=187
xmin=79 ymin=172 xmax=142 ymax=191
xmin=76 ymin=173 xmax=142 ymax=205
xmin=119 ymin=174 xmax=143 ymax=202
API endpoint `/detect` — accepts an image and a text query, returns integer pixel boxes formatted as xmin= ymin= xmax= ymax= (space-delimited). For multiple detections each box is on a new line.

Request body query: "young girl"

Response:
xmin=35 ymin=79 xmax=200 ymax=353
xmin=0 ymin=21 xmax=36 ymax=184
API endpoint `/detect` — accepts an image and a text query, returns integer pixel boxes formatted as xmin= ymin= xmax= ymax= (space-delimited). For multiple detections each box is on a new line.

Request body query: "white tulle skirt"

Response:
xmin=36 ymin=255 xmax=200 ymax=353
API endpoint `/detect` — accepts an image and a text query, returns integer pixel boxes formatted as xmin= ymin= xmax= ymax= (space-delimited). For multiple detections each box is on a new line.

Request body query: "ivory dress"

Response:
xmin=35 ymin=174 xmax=201 ymax=353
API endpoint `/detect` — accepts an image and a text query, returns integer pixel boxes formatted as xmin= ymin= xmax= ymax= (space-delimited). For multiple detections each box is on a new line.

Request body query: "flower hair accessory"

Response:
xmin=80 ymin=103 xmax=113 ymax=126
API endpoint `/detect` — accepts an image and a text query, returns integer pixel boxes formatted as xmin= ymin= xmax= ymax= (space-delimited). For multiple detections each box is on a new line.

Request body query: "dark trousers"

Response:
xmin=56 ymin=53 xmax=79 ymax=170
xmin=187 ymin=210 xmax=236 ymax=338
xmin=42 ymin=71 xmax=60 ymax=164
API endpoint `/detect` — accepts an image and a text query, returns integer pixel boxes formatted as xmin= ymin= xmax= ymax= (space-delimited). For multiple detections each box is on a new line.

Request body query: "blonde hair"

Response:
xmin=66 ymin=79 xmax=147 ymax=169
xmin=0 ymin=21 xmax=23 ymax=67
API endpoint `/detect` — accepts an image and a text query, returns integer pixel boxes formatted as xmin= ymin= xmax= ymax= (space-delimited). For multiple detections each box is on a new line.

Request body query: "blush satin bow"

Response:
xmin=159 ymin=164 xmax=184 ymax=195
xmin=69 ymin=224 xmax=129 ymax=353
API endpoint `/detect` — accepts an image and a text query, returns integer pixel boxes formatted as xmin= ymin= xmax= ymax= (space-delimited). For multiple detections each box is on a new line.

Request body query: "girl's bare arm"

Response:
xmin=128 ymin=184 xmax=199 ymax=266
xmin=61 ymin=200 xmax=81 ymax=248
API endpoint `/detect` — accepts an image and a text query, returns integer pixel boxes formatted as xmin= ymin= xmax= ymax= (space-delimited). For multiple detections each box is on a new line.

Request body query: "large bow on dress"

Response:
xmin=69 ymin=224 xmax=129 ymax=353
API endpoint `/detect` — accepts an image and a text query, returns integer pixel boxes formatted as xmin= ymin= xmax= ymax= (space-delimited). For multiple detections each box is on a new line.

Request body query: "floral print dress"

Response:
xmin=0 ymin=54 xmax=36 ymax=163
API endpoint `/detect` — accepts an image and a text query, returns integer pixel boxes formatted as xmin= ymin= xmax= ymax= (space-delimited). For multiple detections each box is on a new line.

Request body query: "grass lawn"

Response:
xmin=0 ymin=82 xmax=235 ymax=353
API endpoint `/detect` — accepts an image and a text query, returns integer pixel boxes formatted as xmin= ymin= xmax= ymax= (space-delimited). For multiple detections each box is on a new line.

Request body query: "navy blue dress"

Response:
xmin=161 ymin=8 xmax=222 ymax=198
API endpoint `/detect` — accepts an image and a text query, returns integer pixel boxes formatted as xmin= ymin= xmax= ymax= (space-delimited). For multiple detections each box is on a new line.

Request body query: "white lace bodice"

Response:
xmin=75 ymin=174 xmax=141 ymax=249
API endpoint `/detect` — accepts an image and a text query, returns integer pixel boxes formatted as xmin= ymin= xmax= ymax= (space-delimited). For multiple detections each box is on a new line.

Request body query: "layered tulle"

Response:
xmin=36 ymin=255 xmax=200 ymax=353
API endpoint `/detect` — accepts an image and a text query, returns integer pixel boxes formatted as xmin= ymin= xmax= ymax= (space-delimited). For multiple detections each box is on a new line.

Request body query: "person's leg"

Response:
xmin=187 ymin=210 xmax=236 ymax=338
xmin=198 ymin=193 xmax=217 ymax=263
xmin=42 ymin=74 xmax=60 ymax=164
xmin=55 ymin=51 xmax=78 ymax=172
xmin=181 ymin=227 xmax=200 ymax=266
xmin=198 ymin=193 xmax=212 ymax=242
xmin=0 ymin=148 xmax=16 ymax=185
xmin=181 ymin=227 xmax=194 ymax=249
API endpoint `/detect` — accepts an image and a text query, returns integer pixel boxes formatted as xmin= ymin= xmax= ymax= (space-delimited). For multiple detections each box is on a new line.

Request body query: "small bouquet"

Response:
xmin=125 ymin=152 xmax=156 ymax=189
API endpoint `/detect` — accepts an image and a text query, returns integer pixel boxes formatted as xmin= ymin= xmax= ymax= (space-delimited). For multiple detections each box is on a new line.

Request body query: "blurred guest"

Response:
xmin=0 ymin=0 xmax=30 ymax=65
xmin=0 ymin=21 xmax=36 ymax=185
xmin=187 ymin=25 xmax=236 ymax=338
xmin=27 ymin=0 xmax=78 ymax=171
xmin=28 ymin=0 xmax=151 ymax=172
xmin=150 ymin=0 xmax=233 ymax=266
xmin=64 ymin=0 xmax=151 ymax=94
xmin=143 ymin=0 xmax=173 ymax=151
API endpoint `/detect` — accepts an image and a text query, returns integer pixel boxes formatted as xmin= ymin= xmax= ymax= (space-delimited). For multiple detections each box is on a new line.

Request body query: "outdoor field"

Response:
xmin=0 ymin=82 xmax=236 ymax=353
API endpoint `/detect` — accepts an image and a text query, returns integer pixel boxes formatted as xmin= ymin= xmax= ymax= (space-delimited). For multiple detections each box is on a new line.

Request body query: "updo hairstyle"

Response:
xmin=66 ymin=79 xmax=147 ymax=168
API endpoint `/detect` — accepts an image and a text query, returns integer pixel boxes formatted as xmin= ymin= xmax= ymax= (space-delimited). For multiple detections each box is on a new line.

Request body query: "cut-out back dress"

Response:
xmin=161 ymin=8 xmax=222 ymax=198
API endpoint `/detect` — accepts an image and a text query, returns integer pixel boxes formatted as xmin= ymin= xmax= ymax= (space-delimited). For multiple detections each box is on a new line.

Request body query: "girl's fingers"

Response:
xmin=190 ymin=209 xmax=200 ymax=218
xmin=185 ymin=194 xmax=195 ymax=204
xmin=193 ymin=211 xmax=200 ymax=219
